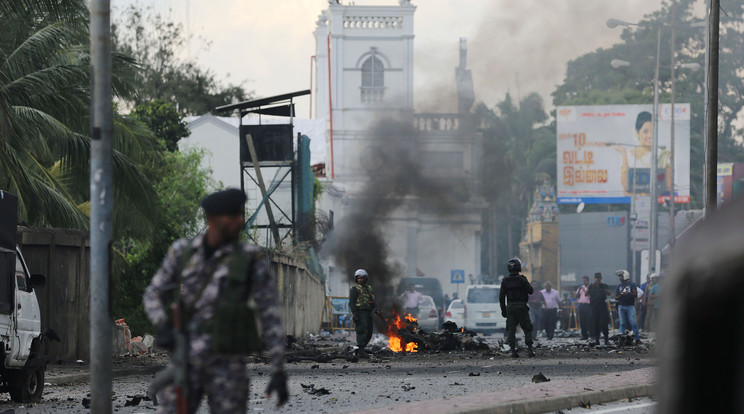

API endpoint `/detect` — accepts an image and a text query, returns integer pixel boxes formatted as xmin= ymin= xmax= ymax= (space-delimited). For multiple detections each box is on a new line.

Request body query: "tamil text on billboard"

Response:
xmin=556 ymin=104 xmax=690 ymax=204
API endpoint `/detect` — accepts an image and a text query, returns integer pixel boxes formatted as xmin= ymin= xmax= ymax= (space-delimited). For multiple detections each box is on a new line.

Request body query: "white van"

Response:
xmin=0 ymin=192 xmax=48 ymax=402
xmin=463 ymin=285 xmax=506 ymax=334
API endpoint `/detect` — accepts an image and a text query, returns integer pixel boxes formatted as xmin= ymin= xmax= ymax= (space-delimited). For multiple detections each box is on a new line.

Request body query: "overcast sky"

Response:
xmin=114 ymin=0 xmax=678 ymax=116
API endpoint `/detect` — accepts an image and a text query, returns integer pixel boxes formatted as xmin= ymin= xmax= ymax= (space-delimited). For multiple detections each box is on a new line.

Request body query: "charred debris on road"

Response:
xmin=278 ymin=317 xmax=653 ymax=365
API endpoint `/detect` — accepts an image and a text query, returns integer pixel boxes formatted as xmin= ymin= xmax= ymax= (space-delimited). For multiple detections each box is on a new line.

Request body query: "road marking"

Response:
xmin=589 ymin=401 xmax=656 ymax=413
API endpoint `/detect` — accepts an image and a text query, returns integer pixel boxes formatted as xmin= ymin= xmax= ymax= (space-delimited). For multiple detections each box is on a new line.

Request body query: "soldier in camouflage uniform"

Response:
xmin=144 ymin=189 xmax=288 ymax=413
xmin=349 ymin=269 xmax=376 ymax=358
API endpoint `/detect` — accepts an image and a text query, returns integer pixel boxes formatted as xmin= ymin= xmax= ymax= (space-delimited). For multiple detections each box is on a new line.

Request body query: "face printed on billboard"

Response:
xmin=556 ymin=104 xmax=690 ymax=204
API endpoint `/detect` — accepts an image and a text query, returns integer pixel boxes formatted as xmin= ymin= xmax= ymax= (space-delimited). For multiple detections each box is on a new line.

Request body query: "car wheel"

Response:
xmin=9 ymin=363 xmax=45 ymax=403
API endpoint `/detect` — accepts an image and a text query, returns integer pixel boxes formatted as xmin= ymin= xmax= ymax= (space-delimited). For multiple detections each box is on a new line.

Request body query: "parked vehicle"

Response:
xmin=463 ymin=285 xmax=506 ymax=334
xmin=415 ymin=296 xmax=439 ymax=331
xmin=444 ymin=299 xmax=465 ymax=328
xmin=0 ymin=191 xmax=48 ymax=402
xmin=396 ymin=277 xmax=444 ymax=327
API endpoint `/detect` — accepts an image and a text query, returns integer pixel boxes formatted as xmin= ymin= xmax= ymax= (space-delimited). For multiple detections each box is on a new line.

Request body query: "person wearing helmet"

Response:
xmin=349 ymin=269 xmax=376 ymax=358
xmin=499 ymin=258 xmax=535 ymax=358
xmin=615 ymin=269 xmax=641 ymax=344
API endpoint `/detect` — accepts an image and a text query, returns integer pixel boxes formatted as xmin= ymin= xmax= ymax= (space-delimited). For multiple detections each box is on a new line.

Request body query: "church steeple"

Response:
xmin=313 ymin=1 xmax=416 ymax=129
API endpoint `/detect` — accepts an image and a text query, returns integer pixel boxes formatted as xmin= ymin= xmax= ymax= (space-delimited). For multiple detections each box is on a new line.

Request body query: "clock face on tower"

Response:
xmin=360 ymin=145 xmax=385 ymax=170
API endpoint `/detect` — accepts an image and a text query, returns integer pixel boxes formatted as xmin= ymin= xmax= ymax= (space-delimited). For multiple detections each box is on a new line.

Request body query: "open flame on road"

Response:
xmin=387 ymin=313 xmax=419 ymax=352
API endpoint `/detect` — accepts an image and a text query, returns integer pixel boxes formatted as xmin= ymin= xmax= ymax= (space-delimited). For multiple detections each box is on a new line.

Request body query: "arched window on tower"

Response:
xmin=361 ymin=51 xmax=384 ymax=103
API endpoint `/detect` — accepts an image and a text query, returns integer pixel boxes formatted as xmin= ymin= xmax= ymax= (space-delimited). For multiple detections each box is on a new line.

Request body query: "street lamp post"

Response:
xmin=605 ymin=142 xmax=641 ymax=279
xmin=608 ymin=12 xmax=704 ymax=275
xmin=607 ymin=19 xmax=661 ymax=276
xmin=669 ymin=5 xmax=676 ymax=250
xmin=650 ymin=27 xmax=661 ymax=275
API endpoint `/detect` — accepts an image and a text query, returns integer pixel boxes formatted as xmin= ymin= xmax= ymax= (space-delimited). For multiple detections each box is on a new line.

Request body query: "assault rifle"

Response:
xmin=149 ymin=303 xmax=190 ymax=413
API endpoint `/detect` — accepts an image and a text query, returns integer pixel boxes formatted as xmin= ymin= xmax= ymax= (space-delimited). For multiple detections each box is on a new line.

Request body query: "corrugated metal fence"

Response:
xmin=17 ymin=227 xmax=324 ymax=362
xmin=17 ymin=227 xmax=90 ymax=362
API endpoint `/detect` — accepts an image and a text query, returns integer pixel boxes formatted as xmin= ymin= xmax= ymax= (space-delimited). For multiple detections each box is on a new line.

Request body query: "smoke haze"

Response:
xmin=414 ymin=0 xmax=673 ymax=112
xmin=320 ymin=118 xmax=465 ymax=304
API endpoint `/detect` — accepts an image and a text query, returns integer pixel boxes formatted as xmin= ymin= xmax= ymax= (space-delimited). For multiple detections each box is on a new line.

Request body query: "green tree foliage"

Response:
xmin=476 ymin=93 xmax=555 ymax=276
xmin=0 ymin=0 xmax=160 ymax=231
xmin=553 ymin=0 xmax=744 ymax=207
xmin=113 ymin=6 xmax=252 ymax=116
xmin=132 ymin=100 xmax=191 ymax=151
xmin=114 ymin=148 xmax=216 ymax=335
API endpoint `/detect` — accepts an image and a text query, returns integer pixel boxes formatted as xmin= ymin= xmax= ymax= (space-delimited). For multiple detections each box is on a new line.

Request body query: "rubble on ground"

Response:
xmin=522 ymin=329 xmax=654 ymax=354
xmin=532 ymin=373 xmax=550 ymax=383
xmin=281 ymin=325 xmax=654 ymax=364
xmin=282 ymin=320 xmax=489 ymax=364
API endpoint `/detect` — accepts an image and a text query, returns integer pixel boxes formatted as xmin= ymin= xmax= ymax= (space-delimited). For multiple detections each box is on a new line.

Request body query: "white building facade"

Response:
xmin=313 ymin=1 xmax=486 ymax=298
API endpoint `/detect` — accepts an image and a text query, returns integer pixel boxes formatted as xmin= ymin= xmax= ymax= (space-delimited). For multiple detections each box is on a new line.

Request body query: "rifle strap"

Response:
xmin=174 ymin=239 xmax=216 ymax=324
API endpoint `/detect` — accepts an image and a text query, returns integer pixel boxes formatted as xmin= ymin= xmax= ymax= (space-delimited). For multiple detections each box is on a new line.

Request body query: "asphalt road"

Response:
xmin=0 ymin=338 xmax=654 ymax=413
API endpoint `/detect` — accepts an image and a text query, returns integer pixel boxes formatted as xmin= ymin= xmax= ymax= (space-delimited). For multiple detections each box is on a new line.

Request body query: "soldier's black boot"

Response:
xmin=511 ymin=347 xmax=519 ymax=358
xmin=527 ymin=346 xmax=536 ymax=357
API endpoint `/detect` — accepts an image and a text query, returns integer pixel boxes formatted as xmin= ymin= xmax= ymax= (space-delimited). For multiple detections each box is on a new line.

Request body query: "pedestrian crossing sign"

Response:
xmin=451 ymin=269 xmax=465 ymax=284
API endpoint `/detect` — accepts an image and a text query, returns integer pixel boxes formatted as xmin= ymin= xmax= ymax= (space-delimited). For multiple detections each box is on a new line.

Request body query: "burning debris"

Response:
xmin=386 ymin=313 xmax=420 ymax=353
xmin=382 ymin=313 xmax=488 ymax=353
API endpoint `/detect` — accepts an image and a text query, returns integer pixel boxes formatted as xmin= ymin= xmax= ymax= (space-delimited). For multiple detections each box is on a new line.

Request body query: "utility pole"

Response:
xmin=669 ymin=4 xmax=676 ymax=249
xmin=649 ymin=27 xmax=662 ymax=276
xmin=89 ymin=0 xmax=113 ymax=413
xmin=705 ymin=0 xmax=719 ymax=215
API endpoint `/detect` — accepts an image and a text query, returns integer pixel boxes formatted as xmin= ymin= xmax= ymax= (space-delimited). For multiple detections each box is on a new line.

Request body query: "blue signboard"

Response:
xmin=450 ymin=269 xmax=465 ymax=284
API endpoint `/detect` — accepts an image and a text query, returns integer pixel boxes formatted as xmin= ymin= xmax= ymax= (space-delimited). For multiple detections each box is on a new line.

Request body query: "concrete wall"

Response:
xmin=271 ymin=252 xmax=325 ymax=337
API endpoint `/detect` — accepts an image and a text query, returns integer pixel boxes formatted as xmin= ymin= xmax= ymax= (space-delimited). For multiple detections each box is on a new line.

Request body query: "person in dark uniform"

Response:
xmin=588 ymin=272 xmax=611 ymax=346
xmin=348 ymin=269 xmax=376 ymax=358
xmin=499 ymin=258 xmax=535 ymax=358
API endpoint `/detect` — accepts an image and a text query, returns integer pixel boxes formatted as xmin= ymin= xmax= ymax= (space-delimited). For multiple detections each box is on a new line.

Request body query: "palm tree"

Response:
xmin=0 ymin=0 xmax=160 ymax=233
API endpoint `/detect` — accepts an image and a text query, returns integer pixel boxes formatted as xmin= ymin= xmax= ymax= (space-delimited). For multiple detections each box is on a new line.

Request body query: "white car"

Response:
xmin=444 ymin=299 xmax=465 ymax=328
xmin=463 ymin=285 xmax=506 ymax=334
xmin=415 ymin=295 xmax=439 ymax=331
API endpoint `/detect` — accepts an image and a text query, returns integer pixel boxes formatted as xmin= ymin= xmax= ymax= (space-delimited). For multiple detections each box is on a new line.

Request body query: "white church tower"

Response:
xmin=314 ymin=0 xmax=416 ymax=180
xmin=313 ymin=1 xmax=485 ymax=300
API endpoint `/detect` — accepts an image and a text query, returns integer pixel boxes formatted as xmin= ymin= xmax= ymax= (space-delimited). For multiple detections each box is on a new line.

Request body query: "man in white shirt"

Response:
xmin=541 ymin=282 xmax=561 ymax=340
xmin=399 ymin=284 xmax=425 ymax=318
xmin=574 ymin=276 xmax=593 ymax=340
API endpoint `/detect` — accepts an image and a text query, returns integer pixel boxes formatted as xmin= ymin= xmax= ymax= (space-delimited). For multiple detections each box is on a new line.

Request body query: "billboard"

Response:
xmin=556 ymin=104 xmax=690 ymax=204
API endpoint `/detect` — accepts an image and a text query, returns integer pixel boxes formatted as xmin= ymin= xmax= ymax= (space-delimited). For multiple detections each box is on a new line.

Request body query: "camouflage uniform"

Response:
xmin=349 ymin=283 xmax=375 ymax=349
xmin=144 ymin=236 xmax=284 ymax=413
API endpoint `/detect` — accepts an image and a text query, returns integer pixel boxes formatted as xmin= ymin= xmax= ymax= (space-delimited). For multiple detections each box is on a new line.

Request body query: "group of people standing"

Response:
xmin=574 ymin=270 xmax=662 ymax=345
xmin=525 ymin=270 xmax=662 ymax=346
xmin=573 ymin=273 xmax=614 ymax=345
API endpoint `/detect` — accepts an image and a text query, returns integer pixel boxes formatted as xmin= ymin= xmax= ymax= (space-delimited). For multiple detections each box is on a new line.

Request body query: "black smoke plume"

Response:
xmin=320 ymin=117 xmax=468 ymax=307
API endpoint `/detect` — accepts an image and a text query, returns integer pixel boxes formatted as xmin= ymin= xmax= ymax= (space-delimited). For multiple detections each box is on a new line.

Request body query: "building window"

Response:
xmin=361 ymin=51 xmax=384 ymax=103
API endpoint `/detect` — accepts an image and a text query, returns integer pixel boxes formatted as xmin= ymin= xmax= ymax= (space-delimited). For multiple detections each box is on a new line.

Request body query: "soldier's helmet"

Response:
xmin=615 ymin=269 xmax=631 ymax=281
xmin=354 ymin=269 xmax=369 ymax=281
xmin=506 ymin=258 xmax=522 ymax=273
